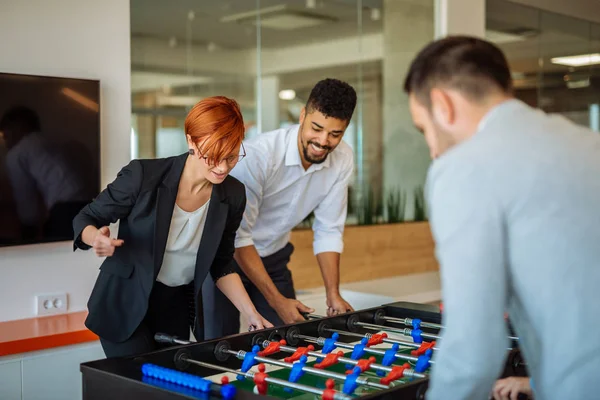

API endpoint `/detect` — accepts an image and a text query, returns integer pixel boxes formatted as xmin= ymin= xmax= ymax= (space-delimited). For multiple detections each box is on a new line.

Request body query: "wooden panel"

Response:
xmin=289 ymin=222 xmax=439 ymax=290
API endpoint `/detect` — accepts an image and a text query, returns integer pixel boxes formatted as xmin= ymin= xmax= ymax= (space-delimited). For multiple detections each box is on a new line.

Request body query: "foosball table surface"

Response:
xmin=80 ymin=301 xmax=526 ymax=400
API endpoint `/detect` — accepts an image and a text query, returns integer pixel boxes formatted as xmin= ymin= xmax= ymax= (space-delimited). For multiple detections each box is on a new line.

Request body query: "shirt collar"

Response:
xmin=477 ymin=98 xmax=523 ymax=132
xmin=284 ymin=124 xmax=331 ymax=171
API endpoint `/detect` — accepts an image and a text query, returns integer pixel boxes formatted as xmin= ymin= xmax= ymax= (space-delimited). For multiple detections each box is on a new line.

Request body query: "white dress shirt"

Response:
xmin=157 ymin=201 xmax=210 ymax=287
xmin=230 ymin=124 xmax=353 ymax=258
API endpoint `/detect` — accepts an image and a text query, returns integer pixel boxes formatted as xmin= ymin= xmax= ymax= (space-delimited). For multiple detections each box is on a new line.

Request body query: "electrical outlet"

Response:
xmin=35 ymin=293 xmax=68 ymax=316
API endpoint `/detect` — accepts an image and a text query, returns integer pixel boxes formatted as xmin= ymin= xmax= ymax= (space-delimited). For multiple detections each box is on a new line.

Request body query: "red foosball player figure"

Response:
xmin=253 ymin=364 xmax=269 ymax=395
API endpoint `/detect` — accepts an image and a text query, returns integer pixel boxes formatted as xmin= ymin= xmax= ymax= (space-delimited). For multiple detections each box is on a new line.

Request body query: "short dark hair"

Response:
xmin=0 ymin=106 xmax=41 ymax=135
xmin=306 ymin=78 xmax=357 ymax=122
xmin=403 ymin=36 xmax=513 ymax=106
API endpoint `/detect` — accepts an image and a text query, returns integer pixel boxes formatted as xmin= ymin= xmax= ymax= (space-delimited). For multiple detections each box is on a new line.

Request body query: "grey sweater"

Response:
xmin=425 ymin=99 xmax=600 ymax=400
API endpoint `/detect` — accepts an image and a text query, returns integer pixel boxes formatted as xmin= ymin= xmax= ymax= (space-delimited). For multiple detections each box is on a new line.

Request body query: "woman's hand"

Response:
xmin=246 ymin=311 xmax=274 ymax=331
xmin=91 ymin=226 xmax=124 ymax=257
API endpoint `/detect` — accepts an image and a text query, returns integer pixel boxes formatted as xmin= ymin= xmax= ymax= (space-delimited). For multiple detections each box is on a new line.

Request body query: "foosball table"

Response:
xmin=80 ymin=301 xmax=526 ymax=399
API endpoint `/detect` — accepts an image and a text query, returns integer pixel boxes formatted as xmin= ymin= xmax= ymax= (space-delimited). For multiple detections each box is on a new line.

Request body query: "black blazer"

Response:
xmin=73 ymin=153 xmax=246 ymax=342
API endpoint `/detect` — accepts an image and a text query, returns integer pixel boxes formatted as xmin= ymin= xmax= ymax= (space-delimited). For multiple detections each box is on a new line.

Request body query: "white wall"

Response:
xmin=0 ymin=0 xmax=131 ymax=322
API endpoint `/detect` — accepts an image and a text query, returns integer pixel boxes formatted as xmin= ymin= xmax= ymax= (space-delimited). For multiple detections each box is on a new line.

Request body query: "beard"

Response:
xmin=299 ymin=123 xmax=332 ymax=164
xmin=302 ymin=139 xmax=331 ymax=164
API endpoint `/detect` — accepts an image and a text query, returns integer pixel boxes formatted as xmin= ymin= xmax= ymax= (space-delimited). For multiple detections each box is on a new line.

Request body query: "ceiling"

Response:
xmin=131 ymin=0 xmax=384 ymax=50
xmin=130 ymin=0 xmax=600 ymax=95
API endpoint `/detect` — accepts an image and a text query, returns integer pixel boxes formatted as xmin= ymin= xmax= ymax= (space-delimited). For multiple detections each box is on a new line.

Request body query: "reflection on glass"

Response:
xmin=487 ymin=0 xmax=600 ymax=131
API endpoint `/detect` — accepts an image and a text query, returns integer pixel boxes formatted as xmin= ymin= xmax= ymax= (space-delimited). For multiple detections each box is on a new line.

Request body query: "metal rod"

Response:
xmin=382 ymin=316 xmax=519 ymax=341
xmin=324 ymin=328 xmax=427 ymax=350
xmin=383 ymin=316 xmax=442 ymax=330
xmin=294 ymin=333 xmax=431 ymax=365
xmin=182 ymin=357 xmax=351 ymax=400
xmin=227 ymin=349 xmax=389 ymax=391
xmin=355 ymin=322 xmax=440 ymax=341
xmin=265 ymin=340 xmax=427 ymax=377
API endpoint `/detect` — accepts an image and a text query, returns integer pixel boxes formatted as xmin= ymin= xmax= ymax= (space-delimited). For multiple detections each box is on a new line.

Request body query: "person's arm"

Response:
xmin=312 ymin=154 xmax=354 ymax=315
xmin=72 ymin=160 xmax=142 ymax=252
xmin=425 ymin=162 xmax=509 ymax=400
xmin=215 ymin=273 xmax=272 ymax=330
xmin=209 ymin=188 xmax=272 ymax=328
xmin=231 ymin=148 xmax=314 ymax=324
xmin=234 ymin=245 xmax=314 ymax=324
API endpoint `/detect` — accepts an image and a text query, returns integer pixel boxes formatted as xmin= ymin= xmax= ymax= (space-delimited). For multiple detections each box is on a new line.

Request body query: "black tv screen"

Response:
xmin=0 ymin=72 xmax=100 ymax=247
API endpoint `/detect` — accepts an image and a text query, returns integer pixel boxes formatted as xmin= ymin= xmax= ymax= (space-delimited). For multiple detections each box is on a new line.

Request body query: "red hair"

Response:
xmin=184 ymin=96 xmax=245 ymax=164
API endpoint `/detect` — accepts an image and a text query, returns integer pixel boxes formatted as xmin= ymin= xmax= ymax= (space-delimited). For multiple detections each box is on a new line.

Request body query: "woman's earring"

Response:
xmin=188 ymin=148 xmax=195 ymax=155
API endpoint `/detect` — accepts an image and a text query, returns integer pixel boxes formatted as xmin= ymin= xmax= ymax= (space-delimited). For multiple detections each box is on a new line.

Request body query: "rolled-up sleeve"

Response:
xmin=229 ymin=146 xmax=267 ymax=249
xmin=425 ymin=161 xmax=509 ymax=400
xmin=311 ymin=153 xmax=353 ymax=255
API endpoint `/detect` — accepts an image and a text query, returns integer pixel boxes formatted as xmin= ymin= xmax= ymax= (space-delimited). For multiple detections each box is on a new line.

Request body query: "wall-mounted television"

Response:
xmin=0 ymin=72 xmax=100 ymax=247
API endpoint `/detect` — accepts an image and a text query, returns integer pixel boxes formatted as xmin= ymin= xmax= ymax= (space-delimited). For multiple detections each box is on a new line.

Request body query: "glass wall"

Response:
xmin=129 ymin=0 xmax=436 ymax=227
xmin=486 ymin=0 xmax=600 ymax=130
xmin=130 ymin=1 xmax=599 ymax=227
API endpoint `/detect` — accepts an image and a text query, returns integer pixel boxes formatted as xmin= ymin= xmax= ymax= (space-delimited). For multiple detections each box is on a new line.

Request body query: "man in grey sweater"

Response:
xmin=403 ymin=36 xmax=600 ymax=400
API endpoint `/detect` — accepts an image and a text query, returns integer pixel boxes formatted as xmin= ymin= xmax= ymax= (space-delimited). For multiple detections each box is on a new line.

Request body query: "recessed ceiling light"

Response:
xmin=551 ymin=53 xmax=600 ymax=67
xmin=279 ymin=90 xmax=296 ymax=100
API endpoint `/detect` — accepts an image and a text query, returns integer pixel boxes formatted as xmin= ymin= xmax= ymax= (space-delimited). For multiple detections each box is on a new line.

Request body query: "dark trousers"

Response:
xmin=99 ymin=282 xmax=194 ymax=358
xmin=200 ymin=243 xmax=296 ymax=340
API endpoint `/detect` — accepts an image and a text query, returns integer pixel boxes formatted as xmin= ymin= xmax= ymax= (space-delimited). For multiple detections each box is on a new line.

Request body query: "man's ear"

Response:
xmin=299 ymin=107 xmax=306 ymax=124
xmin=430 ymin=88 xmax=455 ymax=127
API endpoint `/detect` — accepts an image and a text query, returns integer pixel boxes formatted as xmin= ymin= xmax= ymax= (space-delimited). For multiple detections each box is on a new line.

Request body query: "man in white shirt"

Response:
xmin=201 ymin=78 xmax=357 ymax=338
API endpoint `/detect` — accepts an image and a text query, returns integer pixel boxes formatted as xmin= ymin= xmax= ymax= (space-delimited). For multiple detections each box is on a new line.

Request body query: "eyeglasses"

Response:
xmin=199 ymin=142 xmax=246 ymax=166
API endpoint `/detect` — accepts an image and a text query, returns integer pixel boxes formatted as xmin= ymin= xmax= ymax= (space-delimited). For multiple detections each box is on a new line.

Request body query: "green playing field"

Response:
xmin=226 ymin=345 xmax=426 ymax=399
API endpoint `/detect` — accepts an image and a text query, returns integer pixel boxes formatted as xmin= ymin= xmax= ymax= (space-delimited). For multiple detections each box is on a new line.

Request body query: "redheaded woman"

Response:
xmin=73 ymin=96 xmax=272 ymax=358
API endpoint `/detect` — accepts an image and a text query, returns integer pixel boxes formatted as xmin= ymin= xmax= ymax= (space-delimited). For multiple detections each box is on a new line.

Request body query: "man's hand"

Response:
xmin=273 ymin=297 xmax=315 ymax=324
xmin=492 ymin=377 xmax=532 ymax=400
xmin=326 ymin=292 xmax=353 ymax=316
xmin=92 ymin=226 xmax=124 ymax=257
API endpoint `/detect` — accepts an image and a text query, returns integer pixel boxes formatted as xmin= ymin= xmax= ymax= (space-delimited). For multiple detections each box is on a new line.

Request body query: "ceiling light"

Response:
xmin=221 ymin=5 xmax=336 ymax=31
xmin=279 ymin=90 xmax=296 ymax=100
xmin=551 ymin=53 xmax=600 ymax=67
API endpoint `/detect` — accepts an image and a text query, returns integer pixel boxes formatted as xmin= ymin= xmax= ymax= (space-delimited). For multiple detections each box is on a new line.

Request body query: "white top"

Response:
xmin=157 ymin=200 xmax=210 ymax=287
xmin=229 ymin=124 xmax=354 ymax=257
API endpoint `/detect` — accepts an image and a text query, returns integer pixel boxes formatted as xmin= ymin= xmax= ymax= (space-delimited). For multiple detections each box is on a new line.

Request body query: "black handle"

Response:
xmin=300 ymin=312 xmax=311 ymax=320
xmin=154 ymin=332 xmax=190 ymax=345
